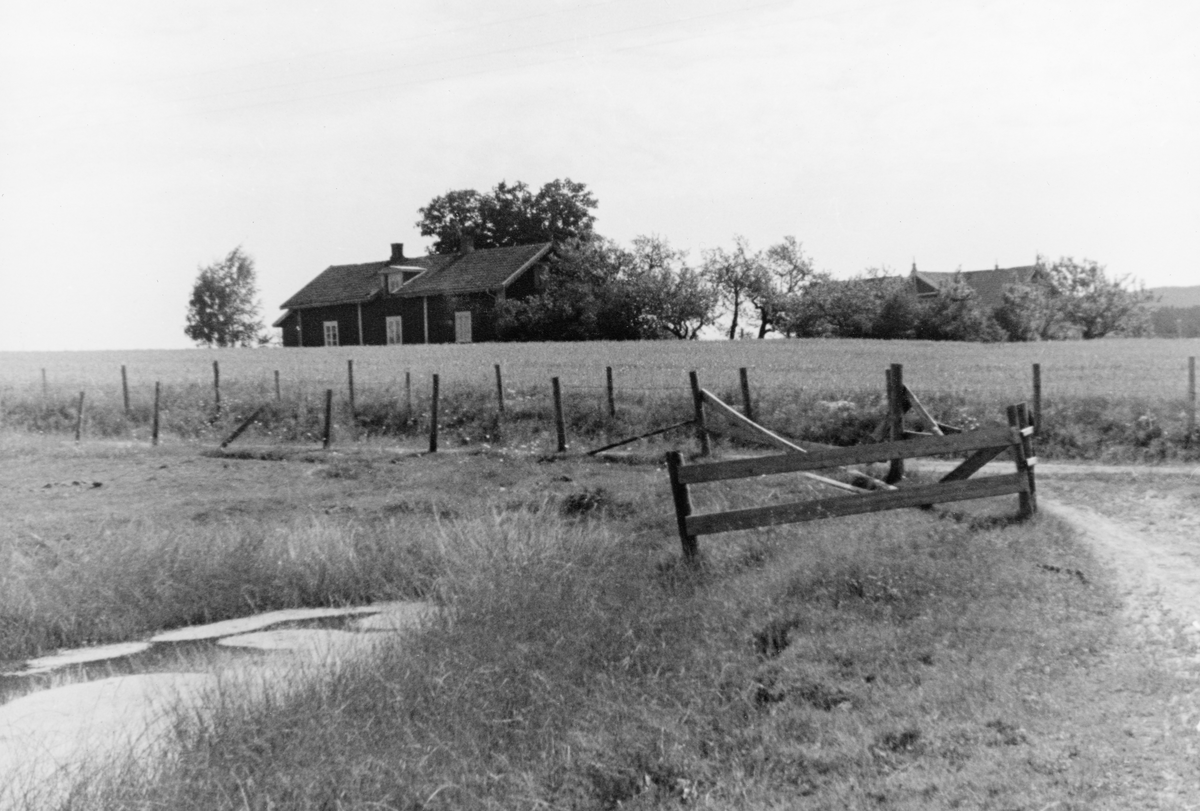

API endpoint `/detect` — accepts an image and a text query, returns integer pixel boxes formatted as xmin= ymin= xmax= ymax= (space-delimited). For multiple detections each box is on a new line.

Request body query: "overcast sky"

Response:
xmin=2 ymin=0 xmax=1197 ymax=351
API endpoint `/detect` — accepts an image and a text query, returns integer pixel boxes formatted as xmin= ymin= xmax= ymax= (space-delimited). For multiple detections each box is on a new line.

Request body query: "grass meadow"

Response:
xmin=4 ymin=329 xmax=1198 ymax=807
xmin=5 ymin=436 xmax=1194 ymax=809
xmin=3 ymin=337 xmax=1199 ymax=460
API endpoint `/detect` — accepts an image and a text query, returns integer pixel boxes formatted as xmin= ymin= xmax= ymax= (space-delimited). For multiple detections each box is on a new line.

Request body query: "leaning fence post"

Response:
xmin=429 ymin=374 xmax=440 ymax=453
xmin=689 ymin=371 xmax=710 ymax=457
xmin=41 ymin=368 xmax=47 ymax=405
xmin=322 ymin=389 xmax=334 ymax=449
xmin=552 ymin=377 xmax=567 ymax=453
xmin=606 ymin=366 xmax=616 ymax=419
xmin=121 ymin=365 xmax=130 ymax=417
xmin=151 ymin=382 xmax=161 ymax=446
xmin=73 ymin=391 xmax=85 ymax=442
xmin=212 ymin=360 xmax=221 ymax=416
xmin=885 ymin=363 xmax=905 ymax=483
xmin=220 ymin=405 xmax=267 ymax=449
xmin=739 ymin=367 xmax=754 ymax=422
xmin=1031 ymin=363 xmax=1042 ymax=436
xmin=666 ymin=451 xmax=698 ymax=561
xmin=274 ymin=370 xmax=281 ymax=402
xmin=495 ymin=364 xmax=505 ymax=416
xmin=347 ymin=359 xmax=356 ymax=421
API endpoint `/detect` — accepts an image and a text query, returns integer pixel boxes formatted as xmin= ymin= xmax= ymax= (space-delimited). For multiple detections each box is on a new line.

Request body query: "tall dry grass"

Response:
xmin=51 ymin=486 xmax=1134 ymax=810
xmin=0 ymin=511 xmax=439 ymax=661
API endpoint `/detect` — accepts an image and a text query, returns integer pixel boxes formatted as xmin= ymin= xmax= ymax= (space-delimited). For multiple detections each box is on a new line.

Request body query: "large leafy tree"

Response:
xmin=751 ymin=236 xmax=818 ymax=338
xmin=703 ymin=235 xmax=818 ymax=338
xmin=911 ymin=274 xmax=1004 ymax=342
xmin=184 ymin=247 xmax=265 ymax=347
xmin=702 ymin=236 xmax=765 ymax=340
xmin=994 ymin=281 xmax=1066 ymax=341
xmin=622 ymin=236 xmax=717 ymax=339
xmin=779 ymin=272 xmax=907 ymax=339
xmin=1039 ymin=255 xmax=1153 ymax=339
xmin=417 ymin=178 xmax=597 ymax=254
xmin=495 ymin=236 xmax=716 ymax=341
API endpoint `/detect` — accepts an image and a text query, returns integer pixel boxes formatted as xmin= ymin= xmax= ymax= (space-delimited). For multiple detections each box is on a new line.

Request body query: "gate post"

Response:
xmin=666 ymin=451 xmax=698 ymax=561
xmin=885 ymin=363 xmax=905 ymax=483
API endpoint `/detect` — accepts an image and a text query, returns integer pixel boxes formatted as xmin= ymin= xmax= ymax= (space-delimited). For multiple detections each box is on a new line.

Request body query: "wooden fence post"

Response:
xmin=41 ymin=368 xmax=47 ymax=404
xmin=606 ymin=366 xmax=616 ymax=419
xmin=405 ymin=371 xmax=413 ymax=423
xmin=666 ymin=450 xmax=698 ymax=561
xmin=495 ymin=364 xmax=505 ymax=416
xmin=885 ymin=363 xmax=905 ymax=483
xmin=1189 ymin=356 xmax=1196 ymax=443
xmin=274 ymin=370 xmax=281 ymax=401
xmin=211 ymin=360 xmax=221 ymax=417
xmin=739 ymin=367 xmax=754 ymax=422
xmin=429 ymin=374 xmax=439 ymax=453
xmin=73 ymin=392 xmax=85 ymax=442
xmin=151 ymin=382 xmax=161 ymax=446
xmin=552 ymin=377 xmax=567 ymax=453
xmin=121 ymin=365 xmax=130 ymax=417
xmin=1031 ymin=363 xmax=1042 ymax=436
xmin=689 ymin=371 xmax=710 ymax=457
xmin=347 ymin=360 xmax=356 ymax=420
xmin=322 ymin=389 xmax=334 ymax=449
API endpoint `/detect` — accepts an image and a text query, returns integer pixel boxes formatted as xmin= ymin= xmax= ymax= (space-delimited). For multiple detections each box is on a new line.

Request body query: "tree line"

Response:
xmin=184 ymin=177 xmax=1155 ymax=347
xmin=416 ymin=178 xmax=1154 ymax=342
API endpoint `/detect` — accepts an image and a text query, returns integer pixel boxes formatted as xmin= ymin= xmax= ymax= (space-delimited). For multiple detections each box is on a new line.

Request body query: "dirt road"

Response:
xmin=1022 ymin=466 xmax=1200 ymax=808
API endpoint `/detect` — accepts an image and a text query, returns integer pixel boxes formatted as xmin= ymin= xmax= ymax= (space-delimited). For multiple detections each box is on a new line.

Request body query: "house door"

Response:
xmin=454 ymin=311 xmax=472 ymax=344
xmin=386 ymin=316 xmax=403 ymax=345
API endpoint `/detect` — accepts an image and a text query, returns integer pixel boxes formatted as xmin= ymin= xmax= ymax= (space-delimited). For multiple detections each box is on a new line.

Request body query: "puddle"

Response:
xmin=149 ymin=605 xmax=384 ymax=643
xmin=0 ymin=602 xmax=433 ymax=706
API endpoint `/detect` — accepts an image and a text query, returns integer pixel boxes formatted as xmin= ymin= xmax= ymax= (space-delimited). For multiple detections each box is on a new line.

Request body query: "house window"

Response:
xmin=386 ymin=316 xmax=403 ymax=345
xmin=454 ymin=311 xmax=472 ymax=344
xmin=323 ymin=321 xmax=339 ymax=347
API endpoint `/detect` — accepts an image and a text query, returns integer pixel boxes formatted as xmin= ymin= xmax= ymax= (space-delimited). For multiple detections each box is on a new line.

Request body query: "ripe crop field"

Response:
xmin=3 ymin=337 xmax=1198 ymax=403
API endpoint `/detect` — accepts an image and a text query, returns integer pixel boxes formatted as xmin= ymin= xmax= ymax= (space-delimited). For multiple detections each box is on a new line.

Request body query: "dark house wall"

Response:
xmin=361 ymin=297 xmax=426 ymax=345
xmin=279 ymin=311 xmax=300 ymax=347
xmin=295 ymin=303 xmax=362 ymax=347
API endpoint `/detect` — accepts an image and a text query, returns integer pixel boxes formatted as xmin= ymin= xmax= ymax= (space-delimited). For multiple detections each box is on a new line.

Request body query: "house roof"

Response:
xmin=913 ymin=265 xmax=1040 ymax=310
xmin=280 ymin=242 xmax=553 ymax=310
xmin=400 ymin=242 xmax=551 ymax=297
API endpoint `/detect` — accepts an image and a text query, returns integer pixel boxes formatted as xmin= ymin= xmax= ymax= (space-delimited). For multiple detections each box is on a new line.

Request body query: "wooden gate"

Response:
xmin=665 ymin=404 xmax=1036 ymax=560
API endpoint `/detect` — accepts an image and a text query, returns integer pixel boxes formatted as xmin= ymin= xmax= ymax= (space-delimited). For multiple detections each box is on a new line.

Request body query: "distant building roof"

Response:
xmin=912 ymin=265 xmax=1041 ymax=310
xmin=281 ymin=242 xmax=553 ymax=310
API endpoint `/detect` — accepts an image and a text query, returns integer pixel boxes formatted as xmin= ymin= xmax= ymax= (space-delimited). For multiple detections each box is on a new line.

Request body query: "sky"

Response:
xmin=1 ymin=0 xmax=1197 ymax=351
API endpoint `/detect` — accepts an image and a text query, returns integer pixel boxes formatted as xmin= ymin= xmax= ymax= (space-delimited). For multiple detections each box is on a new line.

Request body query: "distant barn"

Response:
xmin=276 ymin=241 xmax=552 ymax=347
xmin=909 ymin=262 xmax=1044 ymax=310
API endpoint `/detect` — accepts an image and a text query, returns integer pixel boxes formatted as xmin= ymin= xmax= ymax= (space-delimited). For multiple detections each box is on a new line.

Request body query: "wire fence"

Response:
xmin=2 ymin=342 xmax=1197 ymax=447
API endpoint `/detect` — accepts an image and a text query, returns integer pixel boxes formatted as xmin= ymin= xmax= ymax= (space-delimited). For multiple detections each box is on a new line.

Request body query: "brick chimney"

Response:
xmin=460 ymin=231 xmax=475 ymax=254
xmin=390 ymin=243 xmax=405 ymax=263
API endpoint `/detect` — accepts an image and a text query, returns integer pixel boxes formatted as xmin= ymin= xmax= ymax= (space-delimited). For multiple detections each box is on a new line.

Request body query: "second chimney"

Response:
xmin=390 ymin=243 xmax=405 ymax=263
